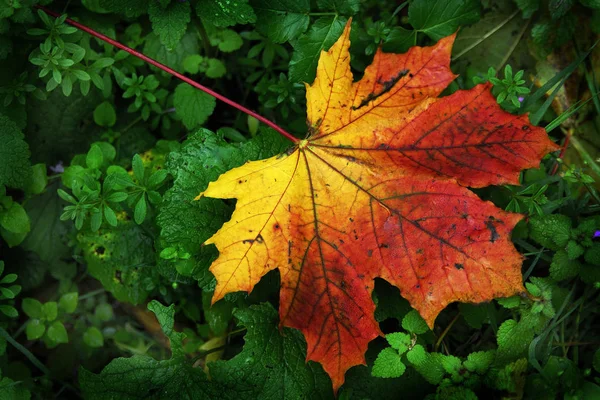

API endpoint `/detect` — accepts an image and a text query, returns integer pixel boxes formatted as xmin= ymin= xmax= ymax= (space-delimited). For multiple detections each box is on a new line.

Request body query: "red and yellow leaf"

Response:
xmin=198 ymin=22 xmax=558 ymax=391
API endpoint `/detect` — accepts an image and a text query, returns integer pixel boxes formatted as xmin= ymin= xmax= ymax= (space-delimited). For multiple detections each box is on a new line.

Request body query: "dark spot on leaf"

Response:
xmin=522 ymin=125 xmax=529 ymax=131
xmin=485 ymin=218 xmax=500 ymax=243
xmin=455 ymin=263 xmax=464 ymax=270
xmin=352 ymin=69 xmax=410 ymax=110
xmin=416 ymin=248 xmax=424 ymax=254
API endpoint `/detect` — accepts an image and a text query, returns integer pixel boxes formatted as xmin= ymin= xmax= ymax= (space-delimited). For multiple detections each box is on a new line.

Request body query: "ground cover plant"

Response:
xmin=0 ymin=0 xmax=599 ymax=399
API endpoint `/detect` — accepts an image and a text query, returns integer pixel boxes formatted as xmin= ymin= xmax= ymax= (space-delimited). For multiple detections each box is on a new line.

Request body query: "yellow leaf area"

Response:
xmin=197 ymin=22 xmax=558 ymax=391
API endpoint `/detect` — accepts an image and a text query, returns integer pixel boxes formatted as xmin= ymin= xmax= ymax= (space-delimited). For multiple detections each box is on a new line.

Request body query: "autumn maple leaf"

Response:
xmin=198 ymin=22 xmax=558 ymax=391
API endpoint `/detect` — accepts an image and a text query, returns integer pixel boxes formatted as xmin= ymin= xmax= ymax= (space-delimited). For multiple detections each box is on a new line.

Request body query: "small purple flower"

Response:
xmin=518 ymin=96 xmax=525 ymax=103
xmin=593 ymin=230 xmax=600 ymax=239
xmin=50 ymin=161 xmax=64 ymax=173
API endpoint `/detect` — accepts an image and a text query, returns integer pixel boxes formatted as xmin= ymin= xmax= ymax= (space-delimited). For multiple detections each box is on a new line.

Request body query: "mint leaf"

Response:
xmin=143 ymin=32 xmax=200 ymax=71
xmin=208 ymin=303 xmax=333 ymax=399
xmin=157 ymin=128 xmax=289 ymax=288
xmin=148 ymin=1 xmax=191 ymax=51
xmin=0 ymin=202 xmax=30 ymax=234
xmin=252 ymin=0 xmax=310 ymax=43
xmin=289 ymin=16 xmax=347 ymax=83
xmin=0 ymin=114 xmax=31 ymax=189
xmin=529 ymin=214 xmax=572 ymax=250
xmin=196 ymin=0 xmax=256 ymax=27
xmin=408 ymin=0 xmax=481 ymax=40
xmin=550 ymin=250 xmax=580 ymax=281
xmin=372 ymin=348 xmax=406 ymax=378
xmin=80 ymin=301 xmax=215 ymax=399
xmin=401 ymin=309 xmax=429 ymax=334
xmin=173 ymin=83 xmax=216 ymax=130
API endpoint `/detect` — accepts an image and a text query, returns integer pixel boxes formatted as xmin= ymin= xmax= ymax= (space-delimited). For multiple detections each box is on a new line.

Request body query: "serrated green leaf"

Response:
xmin=208 ymin=303 xmax=333 ymax=399
xmin=148 ymin=1 xmax=191 ymax=51
xmin=372 ymin=348 xmax=406 ymax=378
xmin=173 ymin=83 xmax=216 ymax=129
xmin=550 ymin=250 xmax=580 ymax=281
xmin=402 ymin=310 xmax=429 ymax=334
xmin=529 ymin=214 xmax=572 ymax=250
xmin=385 ymin=332 xmax=411 ymax=354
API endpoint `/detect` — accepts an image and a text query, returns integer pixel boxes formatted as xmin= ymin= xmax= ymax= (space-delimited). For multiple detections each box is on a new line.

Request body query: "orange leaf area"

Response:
xmin=198 ymin=22 xmax=559 ymax=391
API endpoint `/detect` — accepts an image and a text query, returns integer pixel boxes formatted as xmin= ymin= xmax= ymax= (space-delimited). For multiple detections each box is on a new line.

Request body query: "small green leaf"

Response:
xmin=83 ymin=326 xmax=104 ymax=348
xmin=22 ymin=298 xmax=43 ymax=318
xmin=372 ymin=348 xmax=406 ymax=378
xmin=134 ymin=196 xmax=147 ymax=224
xmin=173 ymin=83 xmax=216 ymax=129
xmin=58 ymin=292 xmax=79 ymax=314
xmin=0 ymin=305 xmax=18 ymax=318
xmin=95 ymin=303 xmax=114 ymax=322
xmin=104 ymin=205 xmax=118 ymax=227
xmin=402 ymin=310 xmax=429 ymax=334
xmin=93 ymin=101 xmax=117 ymax=127
xmin=46 ymin=320 xmax=69 ymax=343
xmin=409 ymin=0 xmax=481 ymax=40
xmin=0 ymin=202 xmax=31 ymax=234
xmin=132 ymin=154 xmax=145 ymax=182
xmin=86 ymin=144 xmax=104 ymax=169
xmin=26 ymin=319 xmax=46 ymax=340
xmin=42 ymin=301 xmax=58 ymax=321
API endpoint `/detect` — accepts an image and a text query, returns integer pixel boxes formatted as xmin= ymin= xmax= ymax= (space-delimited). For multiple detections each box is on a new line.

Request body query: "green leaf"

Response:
xmin=550 ymin=250 xmax=580 ymax=281
xmin=93 ymin=101 xmax=117 ymax=127
xmin=496 ymin=319 xmax=534 ymax=363
xmin=156 ymin=128 xmax=289 ymax=288
xmin=213 ymin=29 xmax=243 ymax=53
xmin=173 ymin=83 xmax=216 ymax=129
xmin=372 ymin=348 xmax=406 ymax=378
xmin=26 ymin=163 xmax=48 ymax=195
xmin=383 ymin=27 xmax=417 ymax=53
xmin=289 ymin=16 xmax=347 ymax=83
xmin=549 ymin=0 xmax=575 ymax=19
xmin=26 ymin=319 xmax=46 ymax=340
xmin=251 ymin=0 xmax=310 ymax=43
xmin=463 ymin=350 xmax=495 ymax=374
xmin=209 ymin=303 xmax=333 ymax=398
xmin=86 ymin=144 xmax=104 ymax=169
xmin=83 ymin=327 xmax=104 ymax=348
xmin=95 ymin=303 xmax=114 ymax=322
xmin=46 ymin=320 xmax=69 ymax=343
xmin=316 ymin=0 xmax=359 ymax=15
xmin=514 ymin=0 xmax=540 ymax=18
xmin=80 ymin=301 xmax=215 ymax=399
xmin=202 ymin=291 xmax=233 ymax=336
xmin=0 ymin=305 xmax=19 ymax=318
xmin=143 ymin=31 xmax=200 ymax=71
xmin=405 ymin=344 xmax=446 ymax=384
xmin=408 ymin=0 xmax=481 ymax=40
xmin=401 ymin=310 xmax=429 ymax=334
xmin=21 ymin=183 xmax=71 ymax=263
xmin=58 ymin=292 xmax=79 ymax=313
xmin=78 ymin=218 xmax=154 ymax=304
xmin=0 ymin=114 xmax=32 ymax=189
xmin=99 ymin=0 xmax=148 ymax=18
xmin=529 ymin=214 xmax=572 ymax=250
xmin=148 ymin=1 xmax=191 ymax=51
xmin=385 ymin=332 xmax=411 ymax=354
xmin=196 ymin=0 xmax=256 ymax=27
xmin=22 ymin=298 xmax=43 ymax=318
xmin=134 ymin=196 xmax=147 ymax=224
xmin=42 ymin=301 xmax=58 ymax=321
xmin=205 ymin=58 xmax=227 ymax=78
xmin=0 ymin=202 xmax=30 ymax=234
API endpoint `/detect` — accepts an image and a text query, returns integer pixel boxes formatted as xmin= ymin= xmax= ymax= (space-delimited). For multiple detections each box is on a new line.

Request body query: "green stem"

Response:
xmin=0 ymin=327 xmax=51 ymax=375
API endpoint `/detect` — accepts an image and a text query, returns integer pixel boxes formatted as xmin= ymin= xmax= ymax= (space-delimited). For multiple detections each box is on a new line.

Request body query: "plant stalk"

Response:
xmin=34 ymin=5 xmax=299 ymax=144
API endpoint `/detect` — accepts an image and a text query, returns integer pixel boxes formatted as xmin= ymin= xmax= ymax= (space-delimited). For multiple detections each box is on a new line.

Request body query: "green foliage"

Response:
xmin=0 ymin=1 xmax=599 ymax=399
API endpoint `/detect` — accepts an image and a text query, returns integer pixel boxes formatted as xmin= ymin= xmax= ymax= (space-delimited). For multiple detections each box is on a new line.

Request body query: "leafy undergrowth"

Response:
xmin=0 ymin=0 xmax=599 ymax=399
